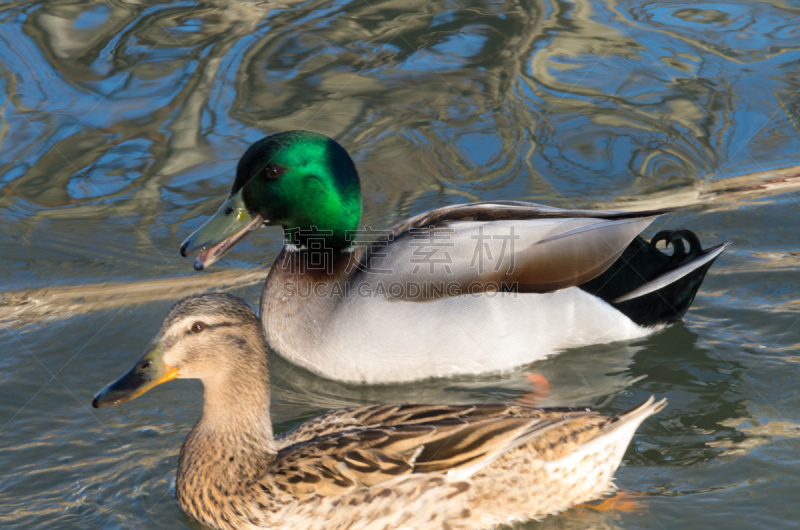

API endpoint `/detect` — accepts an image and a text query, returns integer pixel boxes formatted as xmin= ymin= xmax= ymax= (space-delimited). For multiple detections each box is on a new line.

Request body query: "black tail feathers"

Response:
xmin=579 ymin=230 xmax=726 ymax=327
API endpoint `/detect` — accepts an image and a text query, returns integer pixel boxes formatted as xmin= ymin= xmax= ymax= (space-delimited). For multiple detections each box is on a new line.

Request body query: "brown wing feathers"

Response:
xmin=355 ymin=201 xmax=674 ymax=298
xmin=269 ymin=406 xmax=602 ymax=498
xmin=372 ymin=201 xmax=678 ymax=247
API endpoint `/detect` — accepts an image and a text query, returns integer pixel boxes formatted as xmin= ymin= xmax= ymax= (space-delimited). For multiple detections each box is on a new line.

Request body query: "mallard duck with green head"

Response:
xmin=180 ymin=131 xmax=728 ymax=384
xmin=93 ymin=293 xmax=667 ymax=530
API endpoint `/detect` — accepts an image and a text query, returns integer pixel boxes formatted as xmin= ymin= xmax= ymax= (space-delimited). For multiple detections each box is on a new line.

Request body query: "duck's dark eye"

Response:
xmin=224 ymin=207 xmax=234 ymax=215
xmin=191 ymin=322 xmax=206 ymax=333
xmin=140 ymin=360 xmax=152 ymax=371
xmin=264 ymin=165 xmax=285 ymax=179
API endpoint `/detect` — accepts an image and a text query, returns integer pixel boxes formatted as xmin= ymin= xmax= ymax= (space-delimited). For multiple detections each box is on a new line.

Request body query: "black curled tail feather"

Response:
xmin=579 ymin=230 xmax=724 ymax=327
xmin=650 ymin=229 xmax=701 ymax=264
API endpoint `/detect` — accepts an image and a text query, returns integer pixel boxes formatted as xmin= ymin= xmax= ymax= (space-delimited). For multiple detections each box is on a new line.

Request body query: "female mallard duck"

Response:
xmin=93 ymin=293 xmax=666 ymax=530
xmin=180 ymin=131 xmax=728 ymax=384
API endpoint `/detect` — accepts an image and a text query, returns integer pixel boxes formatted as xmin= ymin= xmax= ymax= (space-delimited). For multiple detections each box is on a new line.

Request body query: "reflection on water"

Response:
xmin=2 ymin=0 xmax=800 ymax=528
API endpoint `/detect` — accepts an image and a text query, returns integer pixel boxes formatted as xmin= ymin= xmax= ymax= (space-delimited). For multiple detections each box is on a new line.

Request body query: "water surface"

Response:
xmin=2 ymin=0 xmax=800 ymax=528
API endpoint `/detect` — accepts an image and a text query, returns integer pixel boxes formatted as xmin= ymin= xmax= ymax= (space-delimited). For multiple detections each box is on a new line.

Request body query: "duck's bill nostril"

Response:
xmin=92 ymin=343 xmax=179 ymax=408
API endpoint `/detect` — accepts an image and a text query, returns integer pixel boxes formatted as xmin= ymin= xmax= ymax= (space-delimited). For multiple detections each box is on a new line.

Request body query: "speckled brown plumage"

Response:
xmin=104 ymin=294 xmax=666 ymax=530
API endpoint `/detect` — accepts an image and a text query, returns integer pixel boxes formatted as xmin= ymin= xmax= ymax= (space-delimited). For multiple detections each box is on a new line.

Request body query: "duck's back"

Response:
xmin=261 ymin=399 xmax=666 ymax=530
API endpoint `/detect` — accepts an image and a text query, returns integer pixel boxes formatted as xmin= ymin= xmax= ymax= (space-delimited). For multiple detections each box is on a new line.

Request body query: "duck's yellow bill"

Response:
xmin=179 ymin=190 xmax=263 ymax=271
xmin=92 ymin=343 xmax=179 ymax=408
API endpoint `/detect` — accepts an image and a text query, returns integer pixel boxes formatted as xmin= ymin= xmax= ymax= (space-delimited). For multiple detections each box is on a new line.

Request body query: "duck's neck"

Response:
xmin=176 ymin=333 xmax=276 ymax=519
xmin=260 ymin=246 xmax=361 ymax=369
xmin=283 ymin=225 xmax=356 ymax=252
xmin=197 ymin=369 xmax=274 ymax=445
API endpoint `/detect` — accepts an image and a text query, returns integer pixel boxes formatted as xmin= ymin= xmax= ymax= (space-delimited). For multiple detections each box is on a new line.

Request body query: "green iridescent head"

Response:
xmin=180 ymin=131 xmax=362 ymax=269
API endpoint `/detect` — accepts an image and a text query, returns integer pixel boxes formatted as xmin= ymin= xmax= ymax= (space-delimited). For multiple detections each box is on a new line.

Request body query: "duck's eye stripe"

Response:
xmin=185 ymin=322 xmax=236 ymax=335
